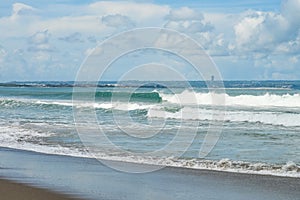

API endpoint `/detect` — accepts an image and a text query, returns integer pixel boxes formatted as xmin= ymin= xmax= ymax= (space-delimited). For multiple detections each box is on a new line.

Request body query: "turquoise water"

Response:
xmin=0 ymin=81 xmax=300 ymax=176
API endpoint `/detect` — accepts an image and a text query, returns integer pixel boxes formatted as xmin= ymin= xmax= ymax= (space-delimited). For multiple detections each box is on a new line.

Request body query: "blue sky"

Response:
xmin=0 ymin=0 xmax=299 ymax=81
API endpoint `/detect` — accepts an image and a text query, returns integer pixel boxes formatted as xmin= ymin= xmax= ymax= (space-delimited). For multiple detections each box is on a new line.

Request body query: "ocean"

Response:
xmin=0 ymin=81 xmax=299 ymax=177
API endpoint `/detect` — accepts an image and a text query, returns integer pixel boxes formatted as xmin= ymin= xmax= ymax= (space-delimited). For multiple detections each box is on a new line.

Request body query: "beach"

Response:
xmin=1 ymin=147 xmax=299 ymax=200
xmin=1 ymin=0 xmax=300 ymax=198
xmin=0 ymin=178 xmax=78 ymax=200
xmin=0 ymin=82 xmax=300 ymax=199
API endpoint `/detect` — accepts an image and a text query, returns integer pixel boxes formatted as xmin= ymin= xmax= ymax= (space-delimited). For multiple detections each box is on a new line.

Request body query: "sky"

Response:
xmin=0 ymin=0 xmax=299 ymax=81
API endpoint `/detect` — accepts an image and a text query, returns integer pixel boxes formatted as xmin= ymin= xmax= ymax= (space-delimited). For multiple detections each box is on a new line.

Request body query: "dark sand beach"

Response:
xmin=0 ymin=147 xmax=299 ymax=200
xmin=0 ymin=178 xmax=78 ymax=200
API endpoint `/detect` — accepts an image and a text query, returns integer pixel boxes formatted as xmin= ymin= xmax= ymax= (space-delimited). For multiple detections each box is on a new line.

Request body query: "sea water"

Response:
xmin=0 ymin=81 xmax=299 ymax=176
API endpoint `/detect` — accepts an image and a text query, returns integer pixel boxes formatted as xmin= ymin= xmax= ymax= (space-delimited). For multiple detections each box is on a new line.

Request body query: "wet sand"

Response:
xmin=0 ymin=178 xmax=78 ymax=200
xmin=0 ymin=147 xmax=299 ymax=200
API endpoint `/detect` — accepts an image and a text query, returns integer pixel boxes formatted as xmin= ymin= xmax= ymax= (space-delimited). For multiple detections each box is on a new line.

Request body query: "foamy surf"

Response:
xmin=3 ymin=89 xmax=300 ymax=108
xmin=160 ymin=90 xmax=300 ymax=108
xmin=2 ymin=96 xmax=300 ymax=127
xmin=147 ymin=106 xmax=300 ymax=127
xmin=0 ymin=124 xmax=299 ymax=178
xmin=1 ymin=82 xmax=300 ymax=178
xmin=1 ymin=146 xmax=299 ymax=178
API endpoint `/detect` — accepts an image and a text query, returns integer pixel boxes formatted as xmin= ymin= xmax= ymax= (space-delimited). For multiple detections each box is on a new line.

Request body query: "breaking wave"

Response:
xmin=161 ymin=90 xmax=300 ymax=108
xmin=0 ymin=123 xmax=299 ymax=178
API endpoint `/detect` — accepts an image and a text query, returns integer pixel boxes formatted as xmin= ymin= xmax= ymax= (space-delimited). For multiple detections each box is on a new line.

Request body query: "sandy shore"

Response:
xmin=0 ymin=178 xmax=79 ymax=200
xmin=0 ymin=147 xmax=299 ymax=200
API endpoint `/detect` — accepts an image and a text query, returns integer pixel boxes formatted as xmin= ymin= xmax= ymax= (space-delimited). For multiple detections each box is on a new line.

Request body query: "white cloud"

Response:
xmin=88 ymin=1 xmax=169 ymax=23
xmin=0 ymin=0 xmax=300 ymax=80
xmin=0 ymin=1 xmax=169 ymax=38
xmin=102 ymin=14 xmax=135 ymax=30
xmin=0 ymin=46 xmax=7 ymax=63
xmin=59 ymin=32 xmax=85 ymax=43
xmin=233 ymin=0 xmax=300 ymax=55
xmin=28 ymin=30 xmax=53 ymax=52
xmin=165 ymin=20 xmax=213 ymax=33
xmin=165 ymin=7 xmax=213 ymax=33
xmin=12 ymin=3 xmax=37 ymax=18
xmin=29 ymin=30 xmax=49 ymax=44
xmin=163 ymin=6 xmax=225 ymax=57
xmin=281 ymin=0 xmax=300 ymax=26
xmin=289 ymin=55 xmax=299 ymax=64
xmin=167 ymin=7 xmax=203 ymax=21
xmin=37 ymin=16 xmax=107 ymax=36
xmin=0 ymin=1 xmax=172 ymax=81
xmin=0 ymin=3 xmax=40 ymax=38
xmin=234 ymin=13 xmax=265 ymax=47
xmin=2 ymin=48 xmax=29 ymax=80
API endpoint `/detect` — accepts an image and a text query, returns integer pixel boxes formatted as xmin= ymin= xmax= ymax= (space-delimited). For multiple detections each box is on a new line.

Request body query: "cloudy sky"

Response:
xmin=0 ymin=0 xmax=299 ymax=81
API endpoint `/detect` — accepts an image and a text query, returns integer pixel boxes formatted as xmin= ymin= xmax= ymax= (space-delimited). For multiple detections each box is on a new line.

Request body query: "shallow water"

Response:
xmin=0 ymin=81 xmax=299 ymax=176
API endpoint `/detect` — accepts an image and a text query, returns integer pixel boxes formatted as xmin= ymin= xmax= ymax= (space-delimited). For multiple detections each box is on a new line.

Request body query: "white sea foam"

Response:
xmin=153 ymin=91 xmax=300 ymax=127
xmin=147 ymin=107 xmax=300 ymax=127
xmin=2 ymin=96 xmax=300 ymax=127
xmin=161 ymin=91 xmax=300 ymax=108
xmin=0 ymin=124 xmax=299 ymax=178
xmin=3 ymin=90 xmax=300 ymax=110
xmin=0 ymin=124 xmax=89 ymax=158
xmin=93 ymin=102 xmax=153 ymax=111
xmin=34 ymin=100 xmax=153 ymax=111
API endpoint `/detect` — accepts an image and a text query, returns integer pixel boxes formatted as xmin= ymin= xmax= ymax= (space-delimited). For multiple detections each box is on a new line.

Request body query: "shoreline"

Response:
xmin=0 ymin=178 xmax=79 ymax=200
xmin=1 ymin=146 xmax=299 ymax=178
xmin=1 ymin=147 xmax=299 ymax=200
